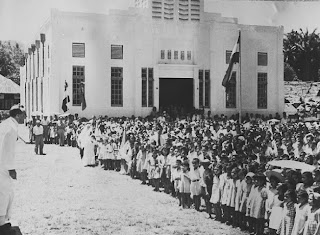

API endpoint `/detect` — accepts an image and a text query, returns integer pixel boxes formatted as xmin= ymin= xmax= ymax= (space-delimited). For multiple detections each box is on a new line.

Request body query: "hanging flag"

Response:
xmin=61 ymin=81 xmax=70 ymax=112
xmin=80 ymin=82 xmax=87 ymax=111
xmin=222 ymin=33 xmax=240 ymax=87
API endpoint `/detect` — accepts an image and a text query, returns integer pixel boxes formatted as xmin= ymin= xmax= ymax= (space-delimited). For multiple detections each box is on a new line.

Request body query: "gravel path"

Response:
xmin=10 ymin=126 xmax=249 ymax=235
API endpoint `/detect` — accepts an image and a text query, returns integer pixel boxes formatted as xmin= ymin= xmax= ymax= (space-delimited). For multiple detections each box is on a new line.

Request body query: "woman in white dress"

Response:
xmin=82 ymin=134 xmax=96 ymax=167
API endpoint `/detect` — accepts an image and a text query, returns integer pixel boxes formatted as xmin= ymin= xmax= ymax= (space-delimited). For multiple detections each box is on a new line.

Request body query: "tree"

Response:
xmin=284 ymin=62 xmax=298 ymax=81
xmin=284 ymin=28 xmax=320 ymax=81
xmin=0 ymin=41 xmax=25 ymax=85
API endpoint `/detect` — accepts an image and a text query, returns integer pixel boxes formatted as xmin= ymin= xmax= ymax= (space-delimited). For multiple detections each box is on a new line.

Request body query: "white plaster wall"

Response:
xmin=21 ymin=8 xmax=284 ymax=118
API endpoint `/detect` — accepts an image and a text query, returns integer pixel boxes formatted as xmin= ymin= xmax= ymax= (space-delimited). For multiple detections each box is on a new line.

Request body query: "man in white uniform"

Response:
xmin=0 ymin=104 xmax=25 ymax=234
xmin=33 ymin=120 xmax=45 ymax=155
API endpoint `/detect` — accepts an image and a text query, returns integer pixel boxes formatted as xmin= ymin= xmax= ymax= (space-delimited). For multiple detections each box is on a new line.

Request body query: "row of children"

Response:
xmin=121 ymin=144 xmax=320 ymax=235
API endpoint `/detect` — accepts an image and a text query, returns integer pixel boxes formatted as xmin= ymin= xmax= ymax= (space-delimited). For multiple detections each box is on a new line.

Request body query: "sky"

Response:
xmin=1 ymin=0 xmax=320 ymax=48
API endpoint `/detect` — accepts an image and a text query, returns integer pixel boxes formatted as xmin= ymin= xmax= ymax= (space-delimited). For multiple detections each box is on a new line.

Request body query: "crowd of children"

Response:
xmin=70 ymin=111 xmax=320 ymax=235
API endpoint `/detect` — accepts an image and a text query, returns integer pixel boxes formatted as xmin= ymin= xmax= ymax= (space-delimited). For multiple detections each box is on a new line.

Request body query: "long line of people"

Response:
xmin=72 ymin=111 xmax=320 ymax=235
xmin=24 ymin=110 xmax=320 ymax=235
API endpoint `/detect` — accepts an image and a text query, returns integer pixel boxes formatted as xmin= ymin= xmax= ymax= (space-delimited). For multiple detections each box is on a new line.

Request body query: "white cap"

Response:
xmin=10 ymin=104 xmax=25 ymax=111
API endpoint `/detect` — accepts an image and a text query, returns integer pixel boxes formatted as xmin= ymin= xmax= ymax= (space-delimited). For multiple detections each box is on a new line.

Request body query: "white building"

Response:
xmin=20 ymin=0 xmax=284 ymax=119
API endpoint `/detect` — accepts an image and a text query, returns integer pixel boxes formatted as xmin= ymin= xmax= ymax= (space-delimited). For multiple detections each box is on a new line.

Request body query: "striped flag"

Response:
xmin=222 ymin=33 xmax=240 ymax=87
xmin=80 ymin=82 xmax=87 ymax=111
xmin=62 ymin=81 xmax=70 ymax=112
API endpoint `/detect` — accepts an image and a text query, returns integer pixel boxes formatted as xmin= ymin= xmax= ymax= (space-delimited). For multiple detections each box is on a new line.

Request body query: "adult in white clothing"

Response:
xmin=82 ymin=134 xmax=96 ymax=167
xmin=0 ymin=104 xmax=25 ymax=233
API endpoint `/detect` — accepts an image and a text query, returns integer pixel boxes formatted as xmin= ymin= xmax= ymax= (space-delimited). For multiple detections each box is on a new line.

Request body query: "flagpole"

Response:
xmin=238 ymin=30 xmax=242 ymax=124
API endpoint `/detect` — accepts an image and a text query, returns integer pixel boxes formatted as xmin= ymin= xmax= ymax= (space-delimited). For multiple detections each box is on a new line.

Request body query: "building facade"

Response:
xmin=20 ymin=0 xmax=284 ymax=119
xmin=0 ymin=74 xmax=20 ymax=110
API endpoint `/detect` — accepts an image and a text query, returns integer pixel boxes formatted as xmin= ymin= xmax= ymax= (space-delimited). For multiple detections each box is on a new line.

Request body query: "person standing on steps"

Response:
xmin=0 ymin=104 xmax=26 ymax=234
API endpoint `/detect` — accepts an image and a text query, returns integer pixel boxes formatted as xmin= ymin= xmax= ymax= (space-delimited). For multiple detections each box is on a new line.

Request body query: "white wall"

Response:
xmin=21 ymin=8 xmax=284 ymax=118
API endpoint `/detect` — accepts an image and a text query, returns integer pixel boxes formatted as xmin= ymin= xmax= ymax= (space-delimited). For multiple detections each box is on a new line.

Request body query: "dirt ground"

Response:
xmin=10 ymin=125 xmax=248 ymax=235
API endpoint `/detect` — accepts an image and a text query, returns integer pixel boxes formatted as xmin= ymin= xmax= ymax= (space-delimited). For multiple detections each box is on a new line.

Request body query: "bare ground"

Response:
xmin=10 ymin=126 xmax=248 ymax=235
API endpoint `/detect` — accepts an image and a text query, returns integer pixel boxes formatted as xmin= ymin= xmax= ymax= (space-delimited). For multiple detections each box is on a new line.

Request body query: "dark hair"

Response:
xmin=270 ymin=175 xmax=280 ymax=185
xmin=9 ymin=108 xmax=23 ymax=118
xmin=277 ymin=183 xmax=288 ymax=201
xmin=286 ymin=189 xmax=297 ymax=203
xmin=302 ymin=172 xmax=314 ymax=187
xmin=182 ymin=160 xmax=190 ymax=170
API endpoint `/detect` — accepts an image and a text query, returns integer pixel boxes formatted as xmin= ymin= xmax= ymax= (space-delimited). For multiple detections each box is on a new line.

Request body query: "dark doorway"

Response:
xmin=159 ymin=78 xmax=193 ymax=115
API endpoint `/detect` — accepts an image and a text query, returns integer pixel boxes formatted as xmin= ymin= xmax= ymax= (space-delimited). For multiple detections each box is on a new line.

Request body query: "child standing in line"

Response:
xmin=250 ymin=174 xmax=268 ymax=235
xmin=277 ymin=189 xmax=297 ymax=235
xmin=227 ymin=167 xmax=239 ymax=226
xmin=239 ymin=172 xmax=254 ymax=231
xmin=190 ymin=157 xmax=202 ymax=211
xmin=98 ymin=138 xmax=106 ymax=168
xmin=210 ymin=164 xmax=223 ymax=221
xmin=201 ymin=159 xmax=213 ymax=219
xmin=172 ymin=158 xmax=182 ymax=206
xmin=180 ymin=160 xmax=191 ymax=209
xmin=268 ymin=183 xmax=287 ymax=235
xmin=303 ymin=192 xmax=320 ymax=235
xmin=234 ymin=169 xmax=247 ymax=228
xmin=221 ymin=166 xmax=233 ymax=223
xmin=291 ymin=190 xmax=309 ymax=235
xmin=106 ymin=139 xmax=114 ymax=170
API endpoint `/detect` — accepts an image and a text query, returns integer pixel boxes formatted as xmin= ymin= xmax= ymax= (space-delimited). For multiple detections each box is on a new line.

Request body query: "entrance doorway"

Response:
xmin=159 ymin=78 xmax=193 ymax=115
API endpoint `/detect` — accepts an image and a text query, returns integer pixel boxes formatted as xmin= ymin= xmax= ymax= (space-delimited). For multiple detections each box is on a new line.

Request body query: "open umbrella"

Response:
xmin=268 ymin=160 xmax=316 ymax=173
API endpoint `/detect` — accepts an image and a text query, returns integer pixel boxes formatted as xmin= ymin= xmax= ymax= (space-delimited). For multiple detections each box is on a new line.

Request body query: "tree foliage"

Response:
xmin=284 ymin=29 xmax=320 ymax=81
xmin=284 ymin=62 xmax=298 ymax=81
xmin=0 ymin=41 xmax=25 ymax=85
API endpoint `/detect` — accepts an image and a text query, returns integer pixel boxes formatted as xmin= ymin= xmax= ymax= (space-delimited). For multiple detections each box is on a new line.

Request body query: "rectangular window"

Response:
xmin=181 ymin=51 xmax=185 ymax=60
xmin=226 ymin=72 xmax=236 ymax=108
xmin=204 ymin=70 xmax=210 ymax=107
xmin=72 ymin=43 xmax=85 ymax=58
xmin=141 ymin=67 xmax=154 ymax=107
xmin=258 ymin=52 xmax=268 ymax=66
xmin=187 ymin=51 xmax=191 ymax=60
xmin=142 ymin=68 xmax=147 ymax=107
xmin=161 ymin=50 xmax=165 ymax=59
xmin=199 ymin=70 xmax=203 ymax=107
xmin=257 ymin=73 xmax=268 ymax=109
xmin=111 ymin=45 xmax=123 ymax=59
xmin=167 ymin=50 xmax=171 ymax=60
xmin=148 ymin=68 xmax=154 ymax=107
xmin=72 ymin=66 xmax=85 ymax=106
xmin=174 ymin=50 xmax=178 ymax=60
xmin=111 ymin=67 xmax=123 ymax=106
xmin=226 ymin=50 xmax=232 ymax=64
